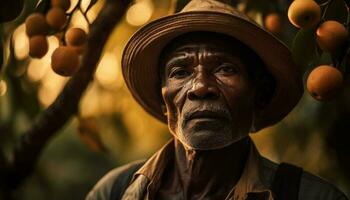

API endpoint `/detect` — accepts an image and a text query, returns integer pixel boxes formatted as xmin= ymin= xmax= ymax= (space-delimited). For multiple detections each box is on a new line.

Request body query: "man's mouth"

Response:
xmin=185 ymin=110 xmax=229 ymax=122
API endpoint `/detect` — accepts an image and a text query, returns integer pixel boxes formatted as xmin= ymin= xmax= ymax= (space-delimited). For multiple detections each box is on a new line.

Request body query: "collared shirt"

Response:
xmin=122 ymin=139 xmax=273 ymax=200
xmin=86 ymin=138 xmax=349 ymax=200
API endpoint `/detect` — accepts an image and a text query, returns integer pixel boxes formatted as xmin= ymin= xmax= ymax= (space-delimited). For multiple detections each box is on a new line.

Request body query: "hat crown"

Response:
xmin=122 ymin=0 xmax=303 ymax=132
xmin=181 ymin=0 xmax=252 ymax=23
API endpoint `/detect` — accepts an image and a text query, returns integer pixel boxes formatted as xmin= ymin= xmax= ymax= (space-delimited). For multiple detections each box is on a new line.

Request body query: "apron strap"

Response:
xmin=271 ymin=162 xmax=303 ymax=200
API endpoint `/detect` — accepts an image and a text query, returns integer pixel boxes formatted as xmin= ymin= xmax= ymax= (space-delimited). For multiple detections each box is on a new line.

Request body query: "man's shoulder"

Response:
xmin=299 ymin=170 xmax=348 ymax=200
xmin=85 ymin=159 xmax=146 ymax=200
xmin=261 ymin=157 xmax=348 ymax=200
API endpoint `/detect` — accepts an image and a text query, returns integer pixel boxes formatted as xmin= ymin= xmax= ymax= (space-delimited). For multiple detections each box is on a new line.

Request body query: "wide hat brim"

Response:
xmin=122 ymin=11 xmax=304 ymax=132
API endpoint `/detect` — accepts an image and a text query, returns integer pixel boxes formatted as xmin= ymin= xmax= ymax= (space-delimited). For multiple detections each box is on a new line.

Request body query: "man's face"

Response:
xmin=161 ymin=34 xmax=256 ymax=150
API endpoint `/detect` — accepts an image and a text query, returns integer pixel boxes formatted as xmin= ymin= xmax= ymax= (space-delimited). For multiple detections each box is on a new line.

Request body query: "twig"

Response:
xmin=345 ymin=0 xmax=350 ymax=31
xmin=2 ymin=0 xmax=132 ymax=190
xmin=344 ymin=0 xmax=350 ymax=8
xmin=321 ymin=0 xmax=334 ymax=21
xmin=319 ymin=0 xmax=332 ymax=7
xmin=60 ymin=0 xmax=84 ymax=45
xmin=79 ymin=7 xmax=91 ymax=25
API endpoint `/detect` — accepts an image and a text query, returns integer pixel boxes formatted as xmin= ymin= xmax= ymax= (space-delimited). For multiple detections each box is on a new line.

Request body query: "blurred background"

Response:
xmin=0 ymin=0 xmax=349 ymax=199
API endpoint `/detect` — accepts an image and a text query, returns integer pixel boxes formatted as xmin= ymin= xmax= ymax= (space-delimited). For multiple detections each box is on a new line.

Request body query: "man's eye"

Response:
xmin=215 ymin=63 xmax=239 ymax=75
xmin=169 ymin=68 xmax=190 ymax=78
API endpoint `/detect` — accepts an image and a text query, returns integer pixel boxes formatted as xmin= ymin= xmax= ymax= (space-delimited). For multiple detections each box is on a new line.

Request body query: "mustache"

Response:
xmin=182 ymin=103 xmax=232 ymax=123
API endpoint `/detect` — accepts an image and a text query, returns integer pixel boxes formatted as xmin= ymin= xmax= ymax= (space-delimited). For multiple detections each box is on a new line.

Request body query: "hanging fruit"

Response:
xmin=316 ymin=20 xmax=348 ymax=53
xmin=288 ymin=0 xmax=321 ymax=29
xmin=264 ymin=13 xmax=282 ymax=34
xmin=29 ymin=35 xmax=48 ymax=58
xmin=307 ymin=65 xmax=344 ymax=101
xmin=23 ymin=0 xmax=92 ymax=77
xmin=51 ymin=46 xmax=80 ymax=76
xmin=65 ymin=28 xmax=87 ymax=46
xmin=51 ymin=0 xmax=71 ymax=11
xmin=46 ymin=7 xmax=67 ymax=30
xmin=25 ymin=13 xmax=49 ymax=37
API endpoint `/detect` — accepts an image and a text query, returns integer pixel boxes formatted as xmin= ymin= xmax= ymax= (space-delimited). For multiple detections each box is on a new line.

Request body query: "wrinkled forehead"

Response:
xmin=160 ymin=31 xmax=246 ymax=60
xmin=158 ymin=31 xmax=268 ymax=86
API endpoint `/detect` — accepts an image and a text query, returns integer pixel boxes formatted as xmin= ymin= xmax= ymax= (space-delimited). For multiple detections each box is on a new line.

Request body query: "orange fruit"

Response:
xmin=316 ymin=20 xmax=348 ymax=53
xmin=307 ymin=65 xmax=343 ymax=101
xmin=51 ymin=46 xmax=80 ymax=76
xmin=65 ymin=28 xmax=87 ymax=46
xmin=25 ymin=13 xmax=49 ymax=37
xmin=29 ymin=35 xmax=48 ymax=58
xmin=51 ymin=0 xmax=71 ymax=11
xmin=264 ymin=13 xmax=282 ymax=34
xmin=288 ymin=0 xmax=321 ymax=29
xmin=46 ymin=7 xmax=67 ymax=30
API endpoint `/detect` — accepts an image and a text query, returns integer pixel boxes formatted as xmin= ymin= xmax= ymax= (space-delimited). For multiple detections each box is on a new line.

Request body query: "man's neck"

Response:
xmin=173 ymin=137 xmax=250 ymax=199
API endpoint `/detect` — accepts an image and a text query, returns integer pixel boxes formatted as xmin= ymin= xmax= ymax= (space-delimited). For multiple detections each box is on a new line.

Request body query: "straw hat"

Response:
xmin=121 ymin=0 xmax=303 ymax=132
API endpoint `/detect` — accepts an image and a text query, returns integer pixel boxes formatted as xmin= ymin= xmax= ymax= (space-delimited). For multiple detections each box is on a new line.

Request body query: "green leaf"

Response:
xmin=291 ymin=28 xmax=320 ymax=71
xmin=323 ymin=0 xmax=348 ymax=23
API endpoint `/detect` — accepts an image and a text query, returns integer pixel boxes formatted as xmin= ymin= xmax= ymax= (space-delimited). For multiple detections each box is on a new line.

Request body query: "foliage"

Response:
xmin=0 ymin=0 xmax=349 ymax=199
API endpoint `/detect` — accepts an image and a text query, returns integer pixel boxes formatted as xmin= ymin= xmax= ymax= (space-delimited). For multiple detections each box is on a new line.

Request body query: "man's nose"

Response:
xmin=187 ymin=72 xmax=220 ymax=100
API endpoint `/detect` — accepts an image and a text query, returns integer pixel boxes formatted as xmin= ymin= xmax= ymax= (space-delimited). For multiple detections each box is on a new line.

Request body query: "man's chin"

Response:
xmin=177 ymin=129 xmax=243 ymax=151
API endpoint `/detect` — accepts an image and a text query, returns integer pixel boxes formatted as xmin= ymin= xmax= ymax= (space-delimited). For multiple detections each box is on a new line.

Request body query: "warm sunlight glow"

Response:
xmin=27 ymin=36 xmax=59 ymax=82
xmin=27 ymin=59 xmax=50 ymax=82
xmin=0 ymin=80 xmax=7 ymax=96
xmin=70 ymin=12 xmax=89 ymax=32
xmin=95 ymin=53 xmax=119 ymax=87
xmin=80 ymin=83 xmax=101 ymax=117
xmin=126 ymin=1 xmax=153 ymax=26
xmin=38 ymin=70 xmax=68 ymax=107
xmin=13 ymin=24 xmax=29 ymax=60
xmin=80 ymin=0 xmax=104 ymax=22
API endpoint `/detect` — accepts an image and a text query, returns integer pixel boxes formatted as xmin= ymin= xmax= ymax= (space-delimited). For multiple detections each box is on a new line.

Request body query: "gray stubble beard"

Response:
xmin=176 ymin=113 xmax=248 ymax=151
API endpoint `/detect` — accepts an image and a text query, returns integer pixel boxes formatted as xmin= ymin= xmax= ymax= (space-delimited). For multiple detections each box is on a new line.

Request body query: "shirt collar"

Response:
xmin=129 ymin=137 xmax=274 ymax=200
xmin=131 ymin=140 xmax=174 ymax=199
xmin=233 ymin=138 xmax=274 ymax=200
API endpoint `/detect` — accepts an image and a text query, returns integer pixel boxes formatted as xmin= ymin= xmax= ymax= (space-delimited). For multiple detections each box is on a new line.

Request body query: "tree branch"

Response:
xmin=344 ymin=0 xmax=350 ymax=8
xmin=2 ymin=0 xmax=132 ymax=190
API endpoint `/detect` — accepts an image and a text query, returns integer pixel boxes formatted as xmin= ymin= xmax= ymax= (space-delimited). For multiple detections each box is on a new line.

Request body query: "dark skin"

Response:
xmin=156 ymin=139 xmax=250 ymax=199
xmin=156 ymin=33 xmax=265 ymax=199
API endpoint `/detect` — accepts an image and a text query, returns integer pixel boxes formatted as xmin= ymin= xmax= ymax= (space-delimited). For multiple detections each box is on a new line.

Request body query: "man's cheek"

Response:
xmin=164 ymin=102 xmax=178 ymax=133
xmin=225 ymin=93 xmax=255 ymax=132
xmin=161 ymin=89 xmax=178 ymax=133
xmin=173 ymin=81 xmax=192 ymax=110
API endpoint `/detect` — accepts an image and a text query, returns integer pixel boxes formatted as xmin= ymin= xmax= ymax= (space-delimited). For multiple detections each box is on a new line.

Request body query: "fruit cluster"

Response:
xmin=264 ymin=12 xmax=282 ymax=35
xmin=288 ymin=0 xmax=349 ymax=101
xmin=25 ymin=0 xmax=88 ymax=77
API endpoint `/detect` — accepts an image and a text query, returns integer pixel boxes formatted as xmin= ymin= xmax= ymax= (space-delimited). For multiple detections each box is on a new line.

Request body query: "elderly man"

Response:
xmin=86 ymin=0 xmax=349 ymax=199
